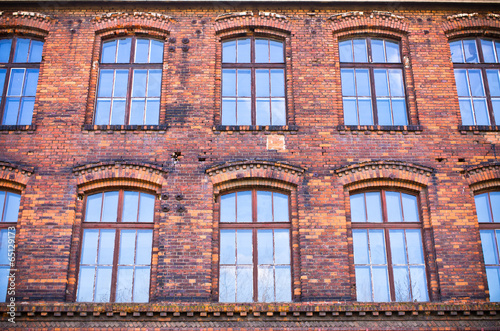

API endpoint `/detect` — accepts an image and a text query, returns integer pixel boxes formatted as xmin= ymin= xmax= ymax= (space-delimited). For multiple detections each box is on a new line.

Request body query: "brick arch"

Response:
xmin=462 ymin=163 xmax=500 ymax=193
xmin=0 ymin=11 xmax=53 ymax=36
xmin=215 ymin=12 xmax=291 ymax=38
xmin=0 ymin=161 xmax=34 ymax=192
xmin=329 ymin=11 xmax=409 ymax=35
xmin=92 ymin=12 xmax=172 ymax=36
xmin=443 ymin=13 xmax=500 ymax=39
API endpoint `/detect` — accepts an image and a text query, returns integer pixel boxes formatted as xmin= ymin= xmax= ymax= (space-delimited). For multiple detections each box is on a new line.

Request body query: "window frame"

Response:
xmin=450 ymin=37 xmax=500 ymax=126
xmin=0 ymin=35 xmax=43 ymax=126
xmin=339 ymin=36 xmax=410 ymax=126
xmin=94 ymin=35 xmax=164 ymax=126
xmin=75 ymin=188 xmax=155 ymax=303
xmin=220 ymin=35 xmax=288 ymax=127
xmin=217 ymin=187 xmax=293 ymax=303
xmin=350 ymin=188 xmax=430 ymax=302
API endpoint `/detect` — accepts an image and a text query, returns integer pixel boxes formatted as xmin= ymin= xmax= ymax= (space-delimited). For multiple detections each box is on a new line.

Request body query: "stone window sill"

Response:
xmin=82 ymin=124 xmax=168 ymax=132
xmin=458 ymin=125 xmax=500 ymax=133
xmin=213 ymin=125 xmax=298 ymax=133
xmin=337 ymin=125 xmax=423 ymax=134
xmin=0 ymin=125 xmax=36 ymax=132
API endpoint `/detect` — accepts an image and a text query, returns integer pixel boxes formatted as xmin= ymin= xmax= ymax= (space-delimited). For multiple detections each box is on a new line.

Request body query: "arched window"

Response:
xmin=450 ymin=38 xmax=500 ymax=126
xmin=76 ymin=189 xmax=155 ymax=302
xmin=221 ymin=37 xmax=286 ymax=126
xmin=350 ymin=190 xmax=429 ymax=302
xmin=94 ymin=37 xmax=163 ymax=125
xmin=339 ymin=37 xmax=408 ymax=126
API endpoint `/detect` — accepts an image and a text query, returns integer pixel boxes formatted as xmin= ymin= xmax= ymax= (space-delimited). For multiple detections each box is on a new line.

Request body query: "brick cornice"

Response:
xmin=215 ymin=12 xmax=291 ymax=37
xmin=443 ymin=12 xmax=500 ymax=37
xmin=92 ymin=11 xmax=172 ymax=35
xmin=0 ymin=160 xmax=34 ymax=190
xmin=462 ymin=162 xmax=500 ymax=190
xmin=329 ymin=10 xmax=409 ymax=34
xmin=0 ymin=11 xmax=53 ymax=35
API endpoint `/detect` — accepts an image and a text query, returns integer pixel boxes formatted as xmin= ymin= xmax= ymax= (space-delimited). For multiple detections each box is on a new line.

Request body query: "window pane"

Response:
xmin=134 ymin=267 xmax=151 ymax=302
xmin=355 ymin=266 xmax=372 ymax=301
xmin=20 ymin=99 xmax=34 ymax=124
xmin=237 ymin=99 xmax=251 ymax=125
xmin=237 ymin=229 xmax=252 ymax=265
xmin=114 ymin=70 xmax=129 ymax=97
xmin=77 ymin=266 xmax=95 ymax=302
xmin=95 ymin=100 xmax=111 ymax=125
xmin=257 ymin=191 xmax=272 ymax=222
xmin=237 ymin=38 xmax=251 ymax=63
xmin=3 ymin=192 xmax=20 ymax=223
xmin=236 ymin=266 xmax=253 ymax=302
xmin=273 ymin=193 xmax=289 ymax=222
xmin=389 ymin=230 xmax=407 ymax=265
xmin=150 ymin=40 xmax=163 ymax=63
xmin=129 ymin=100 xmax=145 ymax=125
xmin=101 ymin=40 xmax=117 ymax=63
xmin=13 ymin=38 xmax=29 ymax=63
xmin=372 ymin=266 xmax=390 ymax=301
xmin=274 ymin=229 xmax=290 ymax=264
xmin=81 ymin=229 xmax=99 ymax=265
xmin=377 ymin=99 xmax=391 ymax=125
xmin=392 ymin=99 xmax=407 ymax=126
xmin=374 ymin=69 xmax=389 ymax=96
xmin=356 ymin=69 xmax=371 ymax=96
xmin=258 ymin=229 xmax=274 ymax=265
xmin=220 ymin=266 xmax=236 ymax=302
xmin=271 ymin=98 xmax=286 ymax=125
xmin=101 ymin=191 xmax=118 ymax=222
xmin=85 ymin=193 xmax=102 ymax=222
xmin=222 ymin=40 xmax=236 ymax=63
xmin=475 ymin=193 xmax=492 ymax=222
xmin=369 ymin=229 xmax=386 ymax=264
xmin=271 ymin=69 xmax=285 ymax=97
xmin=339 ymin=40 xmax=353 ymax=62
xmin=139 ymin=193 xmax=155 ymax=223
xmin=371 ymin=39 xmax=385 ymax=63
xmin=366 ymin=192 xmax=382 ymax=223
xmin=119 ymin=230 xmax=136 ymax=265
xmin=94 ymin=266 xmax=112 ymax=302
xmin=220 ymin=193 xmax=236 ymax=223
xmin=0 ymin=268 xmax=8 ymax=302
xmin=237 ymin=191 xmax=252 ymax=222
xmin=486 ymin=267 xmax=500 ymax=302
xmin=0 ymin=230 xmax=9 ymax=266
xmin=386 ymin=41 xmax=400 ymax=63
xmin=110 ymin=100 xmax=126 ymax=125
xmin=386 ymin=191 xmax=403 ymax=222
xmin=459 ymin=99 xmax=474 ymax=125
xmin=122 ymin=191 xmax=139 ymax=222
xmin=341 ymin=69 xmax=355 ymax=96
xmin=148 ymin=70 xmax=162 ymax=97
xmin=389 ymin=69 xmax=404 ymax=97
xmin=222 ymin=69 xmax=236 ymax=97
xmin=358 ymin=99 xmax=373 ymax=125
xmin=145 ymin=100 xmax=160 ymax=125
xmin=0 ymin=39 xmax=12 ymax=63
xmin=256 ymin=70 xmax=270 ymax=97
xmin=2 ymin=98 xmax=20 ymax=125
xmin=493 ymin=100 xmax=500 ymax=125
xmin=0 ymin=69 xmax=6 ymax=95
xmin=135 ymin=39 xmax=150 ymax=63
xmin=116 ymin=266 xmax=133 ymax=302
xmin=410 ymin=266 xmax=429 ymax=301
xmin=474 ymin=99 xmax=490 ymax=125
xmin=23 ymin=69 xmax=39 ymax=96
xmin=237 ymin=69 xmax=251 ymax=97
xmin=256 ymin=99 xmax=270 ymax=126
xmin=481 ymin=39 xmax=496 ymax=63
xmin=496 ymin=41 xmax=500 ymax=63
xmin=450 ymin=40 xmax=464 ymax=63
xmin=406 ymin=229 xmax=424 ymax=264
xmin=97 ymin=70 xmax=113 ymax=98
xmin=487 ymin=70 xmax=500 ymax=97
xmin=29 ymin=40 xmax=43 ymax=63
xmin=393 ymin=266 xmax=410 ymax=301
xmin=469 ymin=70 xmax=485 ymax=97
xmin=220 ymin=230 xmax=236 ymax=265
xmin=491 ymin=192 xmax=500 ymax=222
xmin=454 ymin=69 xmax=470 ymax=97
xmin=0 ymin=193 xmax=4 ymax=222
xmin=8 ymin=69 xmax=25 ymax=96
xmin=132 ymin=69 xmax=147 ymax=98
xmin=350 ymin=194 xmax=366 ymax=222
xmin=480 ymin=230 xmax=498 ymax=265
xmin=98 ymin=229 xmax=116 ymax=264
xmin=275 ymin=266 xmax=291 ymax=302
xmin=463 ymin=39 xmax=479 ymax=63
xmin=116 ymin=38 xmax=132 ymax=63
xmin=353 ymin=230 xmax=369 ymax=264
xmin=136 ymin=230 xmax=153 ymax=265
xmin=353 ymin=39 xmax=368 ymax=62
xmin=402 ymin=193 xmax=419 ymax=222
xmin=343 ymin=98 xmax=357 ymax=125
xmin=255 ymin=39 xmax=269 ymax=63
xmin=258 ymin=266 xmax=274 ymax=302
xmin=270 ymin=40 xmax=284 ymax=63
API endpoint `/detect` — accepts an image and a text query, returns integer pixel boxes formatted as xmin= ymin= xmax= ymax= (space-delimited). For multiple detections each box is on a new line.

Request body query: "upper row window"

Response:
xmin=221 ymin=37 xmax=286 ymax=126
xmin=95 ymin=37 xmax=164 ymax=126
xmin=450 ymin=38 xmax=500 ymax=126
xmin=0 ymin=37 xmax=43 ymax=126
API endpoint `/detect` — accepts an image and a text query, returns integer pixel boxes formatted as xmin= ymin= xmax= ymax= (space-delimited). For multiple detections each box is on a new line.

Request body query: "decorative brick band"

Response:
xmin=92 ymin=12 xmax=172 ymax=35
xmin=215 ymin=12 xmax=291 ymax=36
xmin=443 ymin=13 xmax=500 ymax=37
xmin=0 ymin=12 xmax=53 ymax=35
xmin=0 ymin=160 xmax=34 ymax=190
xmin=329 ymin=10 xmax=409 ymax=34
xmin=462 ymin=162 xmax=500 ymax=191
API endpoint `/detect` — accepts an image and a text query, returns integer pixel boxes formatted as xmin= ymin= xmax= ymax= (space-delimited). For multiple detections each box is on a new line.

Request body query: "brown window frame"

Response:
xmin=75 ymin=188 xmax=155 ymax=303
xmin=218 ymin=188 xmax=292 ymax=302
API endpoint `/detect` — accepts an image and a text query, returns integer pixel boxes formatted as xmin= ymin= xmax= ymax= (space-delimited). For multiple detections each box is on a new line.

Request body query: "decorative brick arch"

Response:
xmin=92 ymin=12 xmax=172 ymax=36
xmin=215 ymin=12 xmax=291 ymax=38
xmin=329 ymin=11 xmax=410 ymax=35
xmin=443 ymin=13 xmax=500 ymax=39
xmin=462 ymin=162 xmax=500 ymax=193
xmin=0 ymin=160 xmax=34 ymax=192
xmin=0 ymin=11 xmax=53 ymax=37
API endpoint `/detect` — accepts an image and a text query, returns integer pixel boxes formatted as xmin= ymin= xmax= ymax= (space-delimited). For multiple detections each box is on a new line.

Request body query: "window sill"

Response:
xmin=0 ymin=125 xmax=36 ymax=132
xmin=213 ymin=125 xmax=298 ymax=133
xmin=82 ymin=124 xmax=168 ymax=132
xmin=458 ymin=125 xmax=500 ymax=133
xmin=337 ymin=125 xmax=423 ymax=134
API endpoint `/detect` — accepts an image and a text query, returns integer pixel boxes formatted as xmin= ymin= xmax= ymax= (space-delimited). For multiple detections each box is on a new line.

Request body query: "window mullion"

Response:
xmin=125 ymin=67 xmax=134 ymax=125
xmin=385 ymin=228 xmax=396 ymax=301
xmin=369 ymin=67 xmax=379 ymax=125
xmin=252 ymin=227 xmax=258 ymax=302
xmin=482 ymin=68 xmax=496 ymax=125
xmin=110 ymin=227 xmax=121 ymax=302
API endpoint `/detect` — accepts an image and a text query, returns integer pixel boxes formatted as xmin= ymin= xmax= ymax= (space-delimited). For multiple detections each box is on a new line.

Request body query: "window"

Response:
xmin=221 ymin=37 xmax=286 ymax=126
xmin=0 ymin=191 xmax=20 ymax=302
xmin=475 ymin=191 xmax=500 ymax=302
xmin=0 ymin=37 xmax=43 ymax=125
xmin=219 ymin=189 xmax=291 ymax=302
xmin=350 ymin=190 xmax=428 ymax=302
xmin=76 ymin=190 xmax=155 ymax=302
xmin=450 ymin=38 xmax=500 ymax=126
xmin=95 ymin=37 xmax=163 ymax=125
xmin=339 ymin=38 xmax=408 ymax=126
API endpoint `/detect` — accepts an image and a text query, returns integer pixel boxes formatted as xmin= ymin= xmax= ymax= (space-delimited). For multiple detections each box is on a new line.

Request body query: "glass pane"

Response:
xmin=139 ymin=193 xmax=155 ymax=223
xmin=0 ymin=39 xmax=12 ymax=62
xmin=356 ymin=69 xmax=371 ymax=96
xmin=257 ymin=191 xmax=272 ymax=222
xmin=369 ymin=229 xmax=386 ymax=264
xmin=255 ymin=39 xmax=269 ymax=63
xmin=101 ymin=40 xmax=117 ymax=63
xmin=274 ymin=193 xmax=289 ymax=222
xmin=372 ymin=39 xmax=385 ymax=63
xmin=237 ymin=99 xmax=251 ymax=125
xmin=491 ymin=192 xmax=500 ymax=222
xmin=2 ymin=98 xmax=19 ymax=125
xmin=148 ymin=70 xmax=162 ymax=97
xmin=402 ymin=194 xmax=419 ymax=222
xmin=392 ymin=99 xmax=407 ymax=126
xmin=350 ymin=194 xmax=366 ymax=222
xmin=77 ymin=266 xmax=95 ymax=302
xmin=0 ymin=230 xmax=8 ymax=265
xmin=116 ymin=266 xmax=133 ymax=302
xmin=237 ymin=38 xmax=251 ymax=63
xmin=258 ymin=266 xmax=274 ymax=302
xmin=95 ymin=100 xmax=111 ymax=125
xmin=353 ymin=39 xmax=368 ymax=62
xmin=132 ymin=70 xmax=147 ymax=97
xmin=341 ymin=69 xmax=355 ymax=96
xmin=85 ymin=193 xmax=102 ymax=222
xmin=0 ymin=69 xmax=6 ymax=94
xmin=3 ymin=193 xmax=20 ymax=223
xmin=116 ymin=38 xmax=132 ymax=63
xmin=14 ymin=38 xmax=29 ymax=63
xmin=486 ymin=267 xmax=500 ymax=302
xmin=110 ymin=100 xmax=126 ymax=125
xmin=271 ymin=69 xmax=285 ymax=97
xmin=389 ymin=69 xmax=404 ymax=97
xmin=94 ymin=266 xmax=112 ymax=302
xmin=454 ymin=69 xmax=470 ymax=97
xmin=29 ymin=40 xmax=43 ymax=63
xmin=386 ymin=41 xmax=400 ymax=63
xmin=480 ymin=230 xmax=498 ymax=265
xmin=410 ymin=266 xmax=429 ymax=301
xmin=256 ymin=69 xmax=270 ymax=97
xmin=134 ymin=267 xmax=150 ymax=302
xmin=459 ymin=99 xmax=474 ymax=125
xmin=377 ymin=99 xmax=392 ymax=125
xmin=145 ymin=100 xmax=160 ymax=125
xmin=237 ymin=191 xmax=252 ymax=222
xmin=463 ymin=39 xmax=479 ymax=63
xmin=236 ymin=266 xmax=253 ymax=302
xmin=358 ymin=99 xmax=373 ymax=125
xmin=339 ymin=40 xmax=353 ymax=62
xmin=372 ymin=266 xmax=390 ymax=302
xmin=119 ymin=230 xmax=136 ymax=265
xmin=222 ymin=98 xmax=236 ymax=125
xmin=406 ymin=229 xmax=424 ymax=264
xmin=81 ymin=229 xmax=99 ymax=265
xmin=220 ymin=230 xmax=236 ymax=265
xmin=271 ymin=99 xmax=286 ymax=125
xmin=386 ymin=191 xmax=403 ymax=222
xmin=222 ymin=40 xmax=236 ymax=63
xmin=150 ymin=40 xmax=163 ymax=63
xmin=222 ymin=69 xmax=236 ymax=97
xmin=135 ymin=39 xmax=150 ymax=63
xmin=219 ymin=266 xmax=236 ymax=302
xmin=237 ymin=69 xmax=251 ymax=97
xmin=393 ymin=266 xmax=410 ymax=301
xmin=97 ymin=70 xmax=113 ymax=98
xmin=275 ymin=266 xmax=291 ymax=302
xmin=487 ymin=70 xmax=500 ymax=97
xmin=450 ymin=40 xmax=464 ymax=63
xmin=98 ymin=229 xmax=115 ymax=264
xmin=20 ymin=98 xmax=34 ymax=124
xmin=353 ymin=230 xmax=369 ymax=264
xmin=343 ymin=98 xmax=357 ymax=125
xmin=355 ymin=266 xmax=372 ymax=301
xmin=482 ymin=39 xmax=496 ymax=63
xmin=256 ymin=99 xmax=270 ymax=126
xmin=0 ymin=193 xmax=4 ymax=222
xmin=389 ymin=230 xmax=407 ymax=265
xmin=493 ymin=100 xmax=500 ymax=125
xmin=258 ymin=229 xmax=274 ymax=265
xmin=23 ymin=69 xmax=39 ymax=96
xmin=122 ymin=191 xmax=139 ymax=222
xmin=270 ymin=40 xmax=284 ymax=63
xmin=274 ymin=229 xmax=290 ymax=264
xmin=374 ymin=69 xmax=389 ymax=96
xmin=129 ymin=100 xmax=145 ymax=125
xmin=237 ymin=229 xmax=253 ymax=265
xmin=366 ymin=192 xmax=382 ymax=223
xmin=474 ymin=99 xmax=490 ymax=125
xmin=496 ymin=41 xmax=500 ymax=63
xmin=8 ymin=69 xmax=25 ymax=96
xmin=469 ymin=70 xmax=485 ymax=97
xmin=101 ymin=191 xmax=118 ymax=222
xmin=0 ymin=267 xmax=7 ymax=301
xmin=475 ymin=193 xmax=492 ymax=222
xmin=220 ymin=193 xmax=236 ymax=223
xmin=136 ymin=230 xmax=153 ymax=265
xmin=114 ymin=70 xmax=129 ymax=98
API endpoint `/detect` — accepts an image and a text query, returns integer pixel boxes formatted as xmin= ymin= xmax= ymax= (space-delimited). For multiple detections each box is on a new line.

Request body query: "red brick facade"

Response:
xmin=0 ymin=1 xmax=499 ymax=329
